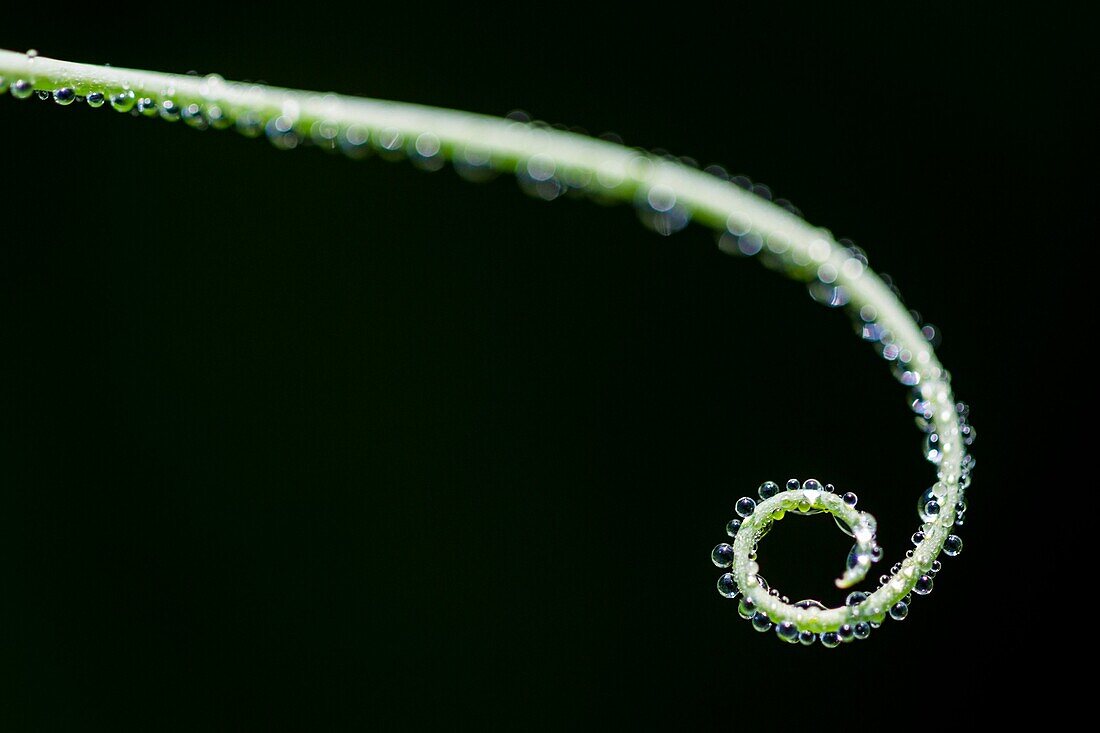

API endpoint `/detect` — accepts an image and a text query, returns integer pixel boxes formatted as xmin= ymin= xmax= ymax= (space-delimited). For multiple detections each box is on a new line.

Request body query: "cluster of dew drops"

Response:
xmin=4 ymin=56 xmax=797 ymax=259
xmin=2 ymin=61 xmax=933 ymax=322
xmin=711 ymin=472 xmax=969 ymax=647
xmin=700 ymin=137 xmax=976 ymax=646
xmin=710 ymin=262 xmax=976 ymax=648
xmin=0 ymin=62 xmax=803 ymax=246
xmin=0 ymin=53 xmax=951 ymax=327
xmin=0 ymin=58 xmax=485 ymax=176
xmin=711 ymin=360 xmax=975 ymax=647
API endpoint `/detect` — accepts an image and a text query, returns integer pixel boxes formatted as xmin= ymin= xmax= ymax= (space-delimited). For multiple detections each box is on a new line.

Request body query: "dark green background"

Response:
xmin=1 ymin=7 xmax=1070 ymax=728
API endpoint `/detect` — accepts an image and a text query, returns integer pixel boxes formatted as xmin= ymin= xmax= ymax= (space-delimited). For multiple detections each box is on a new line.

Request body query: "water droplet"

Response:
xmin=800 ymin=488 xmax=826 ymax=515
xmin=637 ymin=185 xmax=691 ymax=235
xmin=819 ymin=631 xmax=841 ymax=648
xmin=917 ymin=486 xmax=942 ymax=522
xmin=752 ymin=183 xmax=773 ymax=200
xmin=307 ymin=119 xmax=339 ymax=150
xmin=911 ymin=531 xmax=926 ymax=546
xmin=889 ymin=601 xmax=909 ymax=620
xmin=751 ymin=612 xmax=773 ymax=632
xmin=943 ymin=534 xmax=963 ymax=557
xmin=845 ymin=591 xmax=867 ymax=607
xmin=518 ymin=170 xmax=564 ymax=201
xmin=726 ymin=231 xmax=764 ymax=256
xmin=12 ymin=79 xmax=34 ymax=100
xmin=894 ymin=367 xmax=921 ymax=386
xmin=837 ymin=624 xmax=855 ymax=642
xmin=758 ymin=481 xmax=779 ymax=499
xmin=725 ymin=211 xmax=752 ymax=237
xmin=180 ymin=103 xmax=207 ymax=129
xmin=646 ymin=185 xmax=675 ymax=212
xmin=841 ymin=256 xmax=865 ymax=279
xmin=913 ymin=574 xmax=934 ymax=595
xmin=785 ymin=479 xmax=800 ymax=492
xmin=922 ymin=323 xmax=942 ymax=346
xmin=133 ymin=97 xmax=157 ymax=116
xmin=704 ymin=164 xmax=729 ymax=179
xmin=735 ymin=497 xmax=757 ymax=517
xmin=411 ymin=132 xmax=445 ymax=171
xmin=331 ymin=124 xmax=368 ymax=158
xmin=725 ymin=519 xmax=741 ymax=537
xmin=912 ymin=397 xmax=934 ymax=421
xmin=26 ymin=48 xmax=38 ymax=59
xmin=204 ymin=104 xmax=232 ymax=130
xmin=803 ymin=478 xmax=822 ymax=492
xmin=798 ymin=630 xmax=816 ymax=645
xmin=52 ymin=87 xmax=76 ymax=106
xmin=861 ymin=322 xmax=887 ymax=342
xmin=236 ymin=110 xmax=264 ymax=138
xmin=711 ymin=543 xmax=734 ymax=568
xmin=86 ymin=91 xmax=105 ymax=108
xmin=377 ymin=127 xmax=405 ymax=160
xmin=775 ymin=621 xmax=798 ymax=642
xmin=853 ymin=622 xmax=871 ymax=640
xmin=737 ymin=597 xmax=756 ymax=620
xmin=924 ymin=433 xmax=944 ymax=464
xmin=817 ymin=262 xmax=839 ymax=283
xmin=807 ymin=281 xmax=850 ymax=307
xmin=265 ymin=115 xmax=299 ymax=150
xmin=35 ymin=89 xmax=49 ymax=101
xmin=928 ymin=559 xmax=943 ymax=576
xmin=155 ymin=99 xmax=179 ymax=121
xmin=842 ymin=492 xmax=858 ymax=507
xmin=200 ymin=73 xmax=225 ymax=100
xmin=454 ymin=146 xmax=496 ymax=182
xmin=110 ymin=89 xmax=135 ymax=112
xmin=717 ymin=573 xmax=738 ymax=598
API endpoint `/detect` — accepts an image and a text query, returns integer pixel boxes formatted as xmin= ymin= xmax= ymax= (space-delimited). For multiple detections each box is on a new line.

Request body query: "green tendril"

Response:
xmin=1 ymin=49 xmax=973 ymax=646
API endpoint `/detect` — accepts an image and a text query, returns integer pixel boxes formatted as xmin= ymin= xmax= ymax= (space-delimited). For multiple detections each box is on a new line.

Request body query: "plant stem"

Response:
xmin=0 ymin=48 xmax=971 ymax=637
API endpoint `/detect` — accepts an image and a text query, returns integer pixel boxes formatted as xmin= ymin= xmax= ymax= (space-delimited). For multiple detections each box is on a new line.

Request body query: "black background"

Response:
xmin=1 ymin=7 xmax=1074 ymax=728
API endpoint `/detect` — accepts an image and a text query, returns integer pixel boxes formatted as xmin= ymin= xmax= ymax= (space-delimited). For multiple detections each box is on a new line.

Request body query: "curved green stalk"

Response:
xmin=0 ymin=49 xmax=973 ymax=645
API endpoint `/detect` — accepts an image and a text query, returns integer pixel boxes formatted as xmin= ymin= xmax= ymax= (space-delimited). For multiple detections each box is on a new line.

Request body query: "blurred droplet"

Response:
xmin=135 ymin=97 xmax=158 ymax=116
xmin=265 ymin=115 xmax=299 ymax=150
xmin=235 ymin=110 xmax=264 ymax=138
xmin=807 ymin=282 xmax=850 ymax=308
xmin=411 ymin=132 xmax=445 ymax=171
xmin=181 ymin=103 xmax=207 ymax=129
xmin=158 ymin=99 xmax=181 ymax=121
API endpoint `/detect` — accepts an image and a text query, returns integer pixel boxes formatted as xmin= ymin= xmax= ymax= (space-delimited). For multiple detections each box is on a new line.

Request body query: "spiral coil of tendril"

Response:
xmin=1 ymin=49 xmax=973 ymax=647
